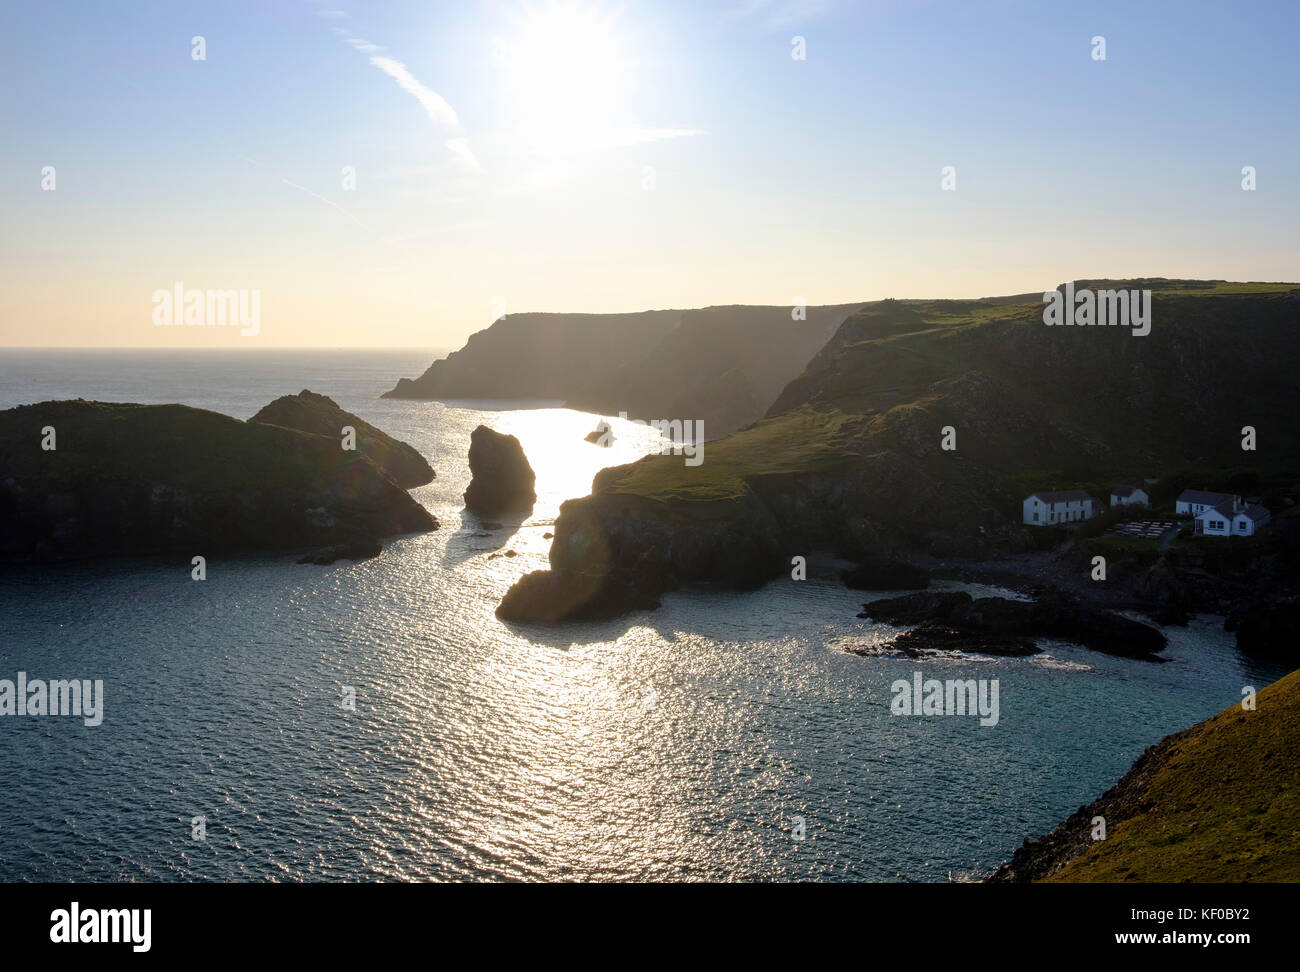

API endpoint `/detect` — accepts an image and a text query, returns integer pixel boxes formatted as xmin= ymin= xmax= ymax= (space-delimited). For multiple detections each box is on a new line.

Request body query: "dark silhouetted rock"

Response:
xmin=496 ymin=567 xmax=659 ymax=623
xmin=858 ymin=587 xmax=1165 ymax=660
xmin=0 ymin=400 xmax=437 ymax=564
xmin=251 ymin=389 xmax=434 ymax=488
xmin=585 ymin=422 xmax=614 ymax=446
xmin=463 ymin=426 xmax=536 ymax=514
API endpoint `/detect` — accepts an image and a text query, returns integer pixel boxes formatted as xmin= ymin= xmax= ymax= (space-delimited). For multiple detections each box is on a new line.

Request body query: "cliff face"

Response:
xmin=0 ymin=400 xmax=437 ymax=563
xmin=251 ymin=389 xmax=435 ymax=488
xmin=498 ymin=283 xmax=1300 ymax=622
xmin=383 ymin=303 xmax=866 ymax=437
xmin=383 ymin=310 xmax=679 ymax=400
xmin=990 ymin=666 xmax=1300 ymax=882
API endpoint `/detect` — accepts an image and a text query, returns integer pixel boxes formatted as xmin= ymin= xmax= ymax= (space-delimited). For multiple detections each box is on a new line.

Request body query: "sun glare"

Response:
xmin=499 ymin=3 xmax=629 ymax=156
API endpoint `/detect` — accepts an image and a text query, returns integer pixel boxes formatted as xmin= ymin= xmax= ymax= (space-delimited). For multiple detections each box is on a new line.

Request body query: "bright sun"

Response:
xmin=499 ymin=2 xmax=629 ymax=155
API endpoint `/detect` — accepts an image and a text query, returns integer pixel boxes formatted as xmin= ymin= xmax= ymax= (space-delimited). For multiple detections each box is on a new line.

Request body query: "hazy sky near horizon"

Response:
xmin=2 ymin=0 xmax=1298 ymax=347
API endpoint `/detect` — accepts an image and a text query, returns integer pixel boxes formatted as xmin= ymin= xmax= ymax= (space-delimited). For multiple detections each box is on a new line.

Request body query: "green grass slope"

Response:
xmin=993 ymin=666 xmax=1300 ymax=882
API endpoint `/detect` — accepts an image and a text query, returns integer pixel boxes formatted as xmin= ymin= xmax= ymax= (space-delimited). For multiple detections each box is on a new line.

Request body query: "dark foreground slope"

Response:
xmin=0 ymin=400 xmax=437 ymax=563
xmin=383 ymin=303 xmax=865 ymax=437
xmin=991 ymin=666 xmax=1300 ymax=882
xmin=498 ymin=282 xmax=1300 ymax=622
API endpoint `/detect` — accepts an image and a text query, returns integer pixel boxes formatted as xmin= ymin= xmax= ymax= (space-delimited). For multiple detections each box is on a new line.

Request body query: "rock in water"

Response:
xmin=250 ymin=389 xmax=434 ymax=488
xmin=584 ymin=422 xmax=614 ymax=446
xmin=0 ymin=400 xmax=437 ymax=563
xmin=463 ymin=425 xmax=536 ymax=514
xmin=297 ymin=536 xmax=383 ymax=565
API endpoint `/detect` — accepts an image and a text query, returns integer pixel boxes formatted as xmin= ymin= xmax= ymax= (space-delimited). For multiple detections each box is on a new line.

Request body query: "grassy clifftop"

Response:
xmin=500 ymin=281 xmax=1300 ymax=622
xmin=602 ymin=284 xmax=1300 ymax=519
xmin=993 ymin=666 xmax=1300 ymax=882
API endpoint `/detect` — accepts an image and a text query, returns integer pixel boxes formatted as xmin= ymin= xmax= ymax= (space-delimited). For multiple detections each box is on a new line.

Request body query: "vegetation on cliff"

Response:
xmin=991 ymin=666 xmax=1300 ymax=882
xmin=251 ymin=389 xmax=434 ymax=488
xmin=499 ymin=281 xmax=1300 ymax=622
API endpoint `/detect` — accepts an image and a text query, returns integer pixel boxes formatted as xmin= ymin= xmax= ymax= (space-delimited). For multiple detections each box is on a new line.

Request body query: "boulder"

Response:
xmin=463 ymin=426 xmax=536 ymax=514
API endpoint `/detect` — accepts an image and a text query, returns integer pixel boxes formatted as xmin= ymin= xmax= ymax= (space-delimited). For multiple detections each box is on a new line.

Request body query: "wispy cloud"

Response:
xmin=368 ymin=56 xmax=462 ymax=130
xmin=323 ymin=12 xmax=479 ymax=172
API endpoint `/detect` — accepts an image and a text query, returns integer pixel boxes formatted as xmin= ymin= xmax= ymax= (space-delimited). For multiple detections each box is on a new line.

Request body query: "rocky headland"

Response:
xmin=0 ymin=399 xmax=437 ymax=563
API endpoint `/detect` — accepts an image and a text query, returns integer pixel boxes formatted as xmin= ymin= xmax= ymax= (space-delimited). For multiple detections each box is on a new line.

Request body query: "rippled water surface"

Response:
xmin=0 ymin=350 xmax=1289 ymax=881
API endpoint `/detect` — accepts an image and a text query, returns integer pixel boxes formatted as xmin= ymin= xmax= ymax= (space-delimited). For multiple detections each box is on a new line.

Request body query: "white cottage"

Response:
xmin=1233 ymin=504 xmax=1271 ymax=536
xmin=1176 ymin=489 xmax=1241 ymax=517
xmin=1023 ymin=490 xmax=1096 ymax=526
xmin=1110 ymin=485 xmax=1149 ymax=507
xmin=1193 ymin=500 xmax=1236 ymax=537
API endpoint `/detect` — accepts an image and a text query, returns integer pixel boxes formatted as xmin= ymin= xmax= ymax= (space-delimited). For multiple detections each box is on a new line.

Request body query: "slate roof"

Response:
xmin=1028 ymin=490 xmax=1092 ymax=504
xmin=1178 ymin=489 xmax=1238 ymax=507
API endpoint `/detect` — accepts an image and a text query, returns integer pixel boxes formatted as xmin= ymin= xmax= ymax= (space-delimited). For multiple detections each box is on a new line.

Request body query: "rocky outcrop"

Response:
xmin=858 ymin=589 xmax=1167 ymax=660
xmin=250 ymin=389 xmax=434 ymax=488
xmin=0 ymin=400 xmax=437 ymax=563
xmin=463 ymin=426 xmax=536 ymax=514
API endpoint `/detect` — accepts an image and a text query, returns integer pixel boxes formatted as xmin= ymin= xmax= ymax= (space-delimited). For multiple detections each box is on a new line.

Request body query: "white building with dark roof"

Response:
xmin=1233 ymin=504 xmax=1270 ymax=536
xmin=1023 ymin=490 xmax=1096 ymax=526
xmin=1110 ymin=485 xmax=1149 ymax=507
xmin=1176 ymin=489 xmax=1241 ymax=517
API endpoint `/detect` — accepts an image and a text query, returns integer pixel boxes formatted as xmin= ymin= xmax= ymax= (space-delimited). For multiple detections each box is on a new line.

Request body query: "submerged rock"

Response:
xmin=297 ymin=536 xmax=383 ymax=565
xmin=251 ymin=389 xmax=434 ymax=488
xmin=463 ymin=426 xmax=536 ymax=514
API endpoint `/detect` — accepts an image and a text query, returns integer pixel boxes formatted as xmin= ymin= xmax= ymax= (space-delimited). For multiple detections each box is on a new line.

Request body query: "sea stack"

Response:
xmin=463 ymin=425 xmax=536 ymax=514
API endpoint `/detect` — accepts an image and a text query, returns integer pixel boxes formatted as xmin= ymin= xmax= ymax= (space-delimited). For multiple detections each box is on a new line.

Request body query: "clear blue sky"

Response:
xmin=2 ymin=0 xmax=1296 ymax=346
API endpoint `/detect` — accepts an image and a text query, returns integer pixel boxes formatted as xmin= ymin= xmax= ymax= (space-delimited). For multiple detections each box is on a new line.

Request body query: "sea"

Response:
xmin=0 ymin=348 xmax=1288 ymax=881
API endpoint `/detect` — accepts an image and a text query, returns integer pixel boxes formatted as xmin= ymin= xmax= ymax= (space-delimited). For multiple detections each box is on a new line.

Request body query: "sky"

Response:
xmin=1 ymin=0 xmax=1297 ymax=347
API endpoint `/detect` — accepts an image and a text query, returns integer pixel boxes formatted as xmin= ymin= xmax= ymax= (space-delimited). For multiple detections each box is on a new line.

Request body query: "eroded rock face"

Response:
xmin=463 ymin=426 xmax=536 ymax=514
xmin=251 ymin=389 xmax=434 ymax=489
xmin=0 ymin=400 xmax=437 ymax=563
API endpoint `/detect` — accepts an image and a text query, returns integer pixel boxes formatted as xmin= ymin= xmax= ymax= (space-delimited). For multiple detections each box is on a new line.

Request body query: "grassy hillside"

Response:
xmin=993 ymin=666 xmax=1300 ymax=882
xmin=603 ymin=285 xmax=1300 ymax=527
xmin=499 ymin=280 xmax=1300 ymax=621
